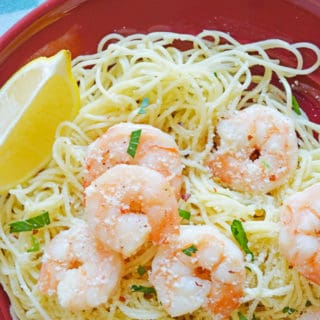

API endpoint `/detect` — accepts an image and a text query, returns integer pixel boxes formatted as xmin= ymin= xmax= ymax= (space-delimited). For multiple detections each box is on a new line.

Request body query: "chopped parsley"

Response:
xmin=137 ymin=265 xmax=147 ymax=276
xmin=282 ymin=306 xmax=296 ymax=315
xmin=231 ymin=219 xmax=254 ymax=261
xmin=27 ymin=235 xmax=40 ymax=253
xmin=238 ymin=312 xmax=248 ymax=320
xmin=182 ymin=244 xmax=198 ymax=256
xmin=9 ymin=211 xmax=50 ymax=233
xmin=261 ymin=159 xmax=270 ymax=169
xmin=305 ymin=300 xmax=312 ymax=307
xmin=292 ymin=95 xmax=302 ymax=115
xmin=131 ymin=285 xmax=156 ymax=294
xmin=178 ymin=208 xmax=191 ymax=220
xmin=138 ymin=97 xmax=150 ymax=114
xmin=127 ymin=129 xmax=142 ymax=158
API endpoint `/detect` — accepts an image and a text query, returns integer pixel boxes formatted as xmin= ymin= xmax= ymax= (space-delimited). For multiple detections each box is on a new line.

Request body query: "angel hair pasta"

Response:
xmin=1 ymin=30 xmax=320 ymax=320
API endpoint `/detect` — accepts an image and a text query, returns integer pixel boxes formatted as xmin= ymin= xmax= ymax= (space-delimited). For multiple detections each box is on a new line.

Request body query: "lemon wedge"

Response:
xmin=0 ymin=50 xmax=80 ymax=193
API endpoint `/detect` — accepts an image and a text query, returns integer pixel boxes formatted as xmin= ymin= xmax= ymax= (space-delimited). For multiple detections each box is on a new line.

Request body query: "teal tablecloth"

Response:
xmin=0 ymin=0 xmax=45 ymax=36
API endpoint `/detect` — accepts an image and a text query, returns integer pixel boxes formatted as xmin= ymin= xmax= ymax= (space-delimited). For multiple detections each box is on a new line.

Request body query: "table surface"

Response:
xmin=0 ymin=0 xmax=45 ymax=36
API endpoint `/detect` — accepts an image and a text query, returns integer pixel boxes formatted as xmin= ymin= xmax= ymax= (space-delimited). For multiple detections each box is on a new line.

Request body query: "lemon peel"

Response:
xmin=0 ymin=50 xmax=80 ymax=193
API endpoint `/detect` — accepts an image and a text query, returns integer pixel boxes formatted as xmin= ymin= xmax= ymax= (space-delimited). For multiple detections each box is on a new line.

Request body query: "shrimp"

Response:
xmin=208 ymin=104 xmax=298 ymax=193
xmin=298 ymin=310 xmax=320 ymax=320
xmin=149 ymin=225 xmax=245 ymax=319
xmin=38 ymin=220 xmax=123 ymax=311
xmin=85 ymin=164 xmax=180 ymax=257
xmin=278 ymin=183 xmax=320 ymax=285
xmin=84 ymin=122 xmax=183 ymax=198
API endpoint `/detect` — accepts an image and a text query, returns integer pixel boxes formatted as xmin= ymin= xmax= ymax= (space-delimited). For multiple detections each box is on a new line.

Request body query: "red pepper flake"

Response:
xmin=181 ymin=193 xmax=191 ymax=201
xmin=269 ymin=174 xmax=276 ymax=181
xmin=194 ymin=266 xmax=211 ymax=281
xmin=119 ymin=296 xmax=126 ymax=302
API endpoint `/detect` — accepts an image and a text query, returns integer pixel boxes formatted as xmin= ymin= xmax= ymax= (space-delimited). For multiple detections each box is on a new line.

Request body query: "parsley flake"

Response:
xmin=182 ymin=244 xmax=198 ymax=256
xmin=138 ymin=98 xmax=150 ymax=114
xmin=137 ymin=265 xmax=147 ymax=276
xmin=178 ymin=208 xmax=191 ymax=220
xmin=305 ymin=300 xmax=312 ymax=307
xmin=127 ymin=129 xmax=142 ymax=158
xmin=282 ymin=306 xmax=296 ymax=315
xmin=9 ymin=211 xmax=50 ymax=233
xmin=27 ymin=235 xmax=40 ymax=253
xmin=261 ymin=159 xmax=270 ymax=169
xmin=231 ymin=219 xmax=254 ymax=261
xmin=131 ymin=285 xmax=156 ymax=294
xmin=238 ymin=312 xmax=248 ymax=320
xmin=292 ymin=95 xmax=302 ymax=115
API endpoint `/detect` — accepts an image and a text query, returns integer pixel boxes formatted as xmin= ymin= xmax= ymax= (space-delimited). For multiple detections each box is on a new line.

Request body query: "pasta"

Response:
xmin=0 ymin=30 xmax=320 ymax=319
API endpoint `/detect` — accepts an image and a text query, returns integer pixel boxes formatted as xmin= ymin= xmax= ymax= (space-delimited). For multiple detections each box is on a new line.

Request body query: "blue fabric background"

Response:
xmin=0 ymin=0 xmax=45 ymax=35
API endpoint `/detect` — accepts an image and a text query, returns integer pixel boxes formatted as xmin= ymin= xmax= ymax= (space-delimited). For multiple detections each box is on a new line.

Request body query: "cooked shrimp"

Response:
xmin=149 ymin=225 xmax=245 ymax=319
xmin=38 ymin=220 xmax=123 ymax=311
xmin=208 ymin=104 xmax=298 ymax=193
xmin=85 ymin=164 xmax=180 ymax=257
xmin=297 ymin=309 xmax=320 ymax=320
xmin=84 ymin=122 xmax=183 ymax=198
xmin=279 ymin=183 xmax=320 ymax=285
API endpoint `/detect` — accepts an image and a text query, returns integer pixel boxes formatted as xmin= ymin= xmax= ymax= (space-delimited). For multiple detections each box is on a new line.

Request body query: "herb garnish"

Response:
xmin=131 ymin=285 xmax=156 ymax=294
xmin=261 ymin=159 xmax=270 ymax=169
xmin=27 ymin=235 xmax=40 ymax=252
xmin=292 ymin=95 xmax=301 ymax=115
xmin=182 ymin=244 xmax=198 ymax=256
xmin=282 ymin=306 xmax=296 ymax=315
xmin=305 ymin=300 xmax=312 ymax=307
xmin=238 ymin=312 xmax=248 ymax=320
xmin=178 ymin=208 xmax=191 ymax=220
xmin=9 ymin=211 xmax=50 ymax=233
xmin=138 ymin=98 xmax=150 ymax=114
xmin=137 ymin=265 xmax=147 ymax=276
xmin=231 ymin=219 xmax=254 ymax=261
xmin=127 ymin=129 xmax=142 ymax=158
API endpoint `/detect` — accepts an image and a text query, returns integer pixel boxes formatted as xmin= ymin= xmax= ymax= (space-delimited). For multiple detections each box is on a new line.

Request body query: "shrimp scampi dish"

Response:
xmin=1 ymin=30 xmax=320 ymax=320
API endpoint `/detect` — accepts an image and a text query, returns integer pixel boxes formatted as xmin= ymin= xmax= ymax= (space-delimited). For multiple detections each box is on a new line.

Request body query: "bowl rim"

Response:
xmin=0 ymin=0 xmax=89 ymax=64
xmin=0 ymin=0 xmax=320 ymax=319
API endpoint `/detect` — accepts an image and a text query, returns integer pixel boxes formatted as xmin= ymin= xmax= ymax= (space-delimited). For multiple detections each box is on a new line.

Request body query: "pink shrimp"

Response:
xmin=149 ymin=225 xmax=245 ymax=319
xmin=84 ymin=122 xmax=183 ymax=198
xmin=297 ymin=309 xmax=320 ymax=320
xmin=38 ymin=220 xmax=123 ymax=311
xmin=85 ymin=164 xmax=180 ymax=257
xmin=208 ymin=104 xmax=298 ymax=193
xmin=279 ymin=183 xmax=320 ymax=285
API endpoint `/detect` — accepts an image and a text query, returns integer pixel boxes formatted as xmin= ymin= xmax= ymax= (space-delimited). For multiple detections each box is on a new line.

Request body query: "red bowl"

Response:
xmin=0 ymin=0 xmax=320 ymax=318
